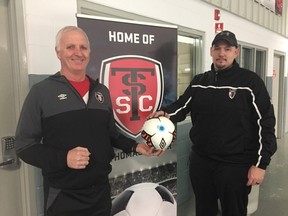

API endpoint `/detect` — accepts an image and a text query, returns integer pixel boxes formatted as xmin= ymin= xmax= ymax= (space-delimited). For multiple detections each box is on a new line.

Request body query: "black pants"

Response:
xmin=44 ymin=181 xmax=111 ymax=216
xmin=189 ymin=152 xmax=251 ymax=216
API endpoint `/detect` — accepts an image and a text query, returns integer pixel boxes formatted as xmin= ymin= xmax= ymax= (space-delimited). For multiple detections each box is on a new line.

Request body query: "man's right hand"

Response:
xmin=148 ymin=110 xmax=170 ymax=119
xmin=67 ymin=146 xmax=90 ymax=169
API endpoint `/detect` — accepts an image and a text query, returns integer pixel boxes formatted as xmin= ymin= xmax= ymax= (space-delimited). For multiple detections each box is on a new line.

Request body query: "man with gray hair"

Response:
xmin=15 ymin=26 xmax=160 ymax=216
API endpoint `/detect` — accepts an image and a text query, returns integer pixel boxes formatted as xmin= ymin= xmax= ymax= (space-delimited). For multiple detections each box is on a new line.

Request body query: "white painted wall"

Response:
xmin=24 ymin=0 xmax=77 ymax=75
xmin=23 ymin=0 xmax=288 ymax=77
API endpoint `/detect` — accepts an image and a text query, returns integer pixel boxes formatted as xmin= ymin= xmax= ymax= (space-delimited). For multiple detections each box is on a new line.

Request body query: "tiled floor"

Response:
xmin=178 ymin=133 xmax=288 ymax=216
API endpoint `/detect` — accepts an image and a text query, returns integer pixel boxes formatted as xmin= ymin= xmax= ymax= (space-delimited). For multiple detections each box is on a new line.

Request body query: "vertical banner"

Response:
xmin=275 ymin=0 xmax=282 ymax=15
xmin=77 ymin=14 xmax=177 ymax=215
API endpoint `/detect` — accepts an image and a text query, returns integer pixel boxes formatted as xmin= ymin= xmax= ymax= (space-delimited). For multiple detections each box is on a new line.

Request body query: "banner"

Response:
xmin=77 ymin=14 xmax=178 ymax=214
xmin=255 ymin=0 xmax=282 ymax=14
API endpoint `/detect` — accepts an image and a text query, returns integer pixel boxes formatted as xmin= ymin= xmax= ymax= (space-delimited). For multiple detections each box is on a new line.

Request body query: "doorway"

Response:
xmin=0 ymin=0 xmax=23 ymax=215
xmin=272 ymin=53 xmax=285 ymax=138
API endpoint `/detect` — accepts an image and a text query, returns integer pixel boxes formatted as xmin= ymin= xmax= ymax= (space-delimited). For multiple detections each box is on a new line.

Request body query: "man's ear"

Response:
xmin=210 ymin=47 xmax=213 ymax=57
xmin=234 ymin=47 xmax=240 ymax=57
xmin=55 ymin=47 xmax=61 ymax=59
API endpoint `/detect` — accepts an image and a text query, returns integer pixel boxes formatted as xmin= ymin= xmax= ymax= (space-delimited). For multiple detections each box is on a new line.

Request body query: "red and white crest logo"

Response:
xmin=100 ymin=55 xmax=164 ymax=138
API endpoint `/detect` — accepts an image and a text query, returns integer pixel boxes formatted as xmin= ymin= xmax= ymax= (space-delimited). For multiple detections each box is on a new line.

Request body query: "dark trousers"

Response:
xmin=44 ymin=181 xmax=111 ymax=216
xmin=189 ymin=152 xmax=251 ymax=216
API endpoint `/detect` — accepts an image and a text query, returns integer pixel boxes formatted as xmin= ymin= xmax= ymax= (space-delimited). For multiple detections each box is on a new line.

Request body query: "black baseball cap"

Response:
xmin=212 ymin=30 xmax=238 ymax=47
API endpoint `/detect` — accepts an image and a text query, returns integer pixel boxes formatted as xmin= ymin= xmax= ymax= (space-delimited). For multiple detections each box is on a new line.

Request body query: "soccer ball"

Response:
xmin=111 ymin=182 xmax=176 ymax=216
xmin=141 ymin=116 xmax=176 ymax=150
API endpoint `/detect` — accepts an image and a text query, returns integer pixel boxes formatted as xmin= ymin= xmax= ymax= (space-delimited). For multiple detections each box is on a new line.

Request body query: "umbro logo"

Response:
xmin=58 ymin=94 xmax=67 ymax=100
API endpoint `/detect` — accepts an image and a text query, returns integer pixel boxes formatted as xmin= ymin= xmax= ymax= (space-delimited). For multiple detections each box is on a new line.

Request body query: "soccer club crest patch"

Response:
xmin=228 ymin=88 xmax=237 ymax=99
xmin=100 ymin=55 xmax=164 ymax=138
xmin=95 ymin=92 xmax=104 ymax=103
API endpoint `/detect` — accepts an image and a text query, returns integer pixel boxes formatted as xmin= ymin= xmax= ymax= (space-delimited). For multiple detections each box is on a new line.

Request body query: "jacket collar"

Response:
xmin=211 ymin=60 xmax=239 ymax=75
xmin=51 ymin=72 xmax=99 ymax=86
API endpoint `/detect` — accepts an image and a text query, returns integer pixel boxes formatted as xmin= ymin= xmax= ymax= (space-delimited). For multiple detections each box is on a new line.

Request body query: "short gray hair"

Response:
xmin=55 ymin=26 xmax=90 ymax=51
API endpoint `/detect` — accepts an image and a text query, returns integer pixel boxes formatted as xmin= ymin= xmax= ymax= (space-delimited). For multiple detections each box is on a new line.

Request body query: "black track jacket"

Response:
xmin=164 ymin=61 xmax=277 ymax=169
xmin=15 ymin=72 xmax=137 ymax=189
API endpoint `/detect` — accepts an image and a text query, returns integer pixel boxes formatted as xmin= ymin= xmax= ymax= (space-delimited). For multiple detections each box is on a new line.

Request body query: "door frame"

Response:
xmin=273 ymin=51 xmax=286 ymax=139
xmin=7 ymin=1 xmax=37 ymax=216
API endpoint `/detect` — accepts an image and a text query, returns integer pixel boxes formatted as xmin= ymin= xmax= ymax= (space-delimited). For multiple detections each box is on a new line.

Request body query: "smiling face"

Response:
xmin=210 ymin=40 xmax=239 ymax=71
xmin=56 ymin=29 xmax=90 ymax=81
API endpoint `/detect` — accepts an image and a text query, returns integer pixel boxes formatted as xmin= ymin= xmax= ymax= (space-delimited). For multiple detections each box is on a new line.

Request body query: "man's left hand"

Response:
xmin=246 ymin=165 xmax=266 ymax=186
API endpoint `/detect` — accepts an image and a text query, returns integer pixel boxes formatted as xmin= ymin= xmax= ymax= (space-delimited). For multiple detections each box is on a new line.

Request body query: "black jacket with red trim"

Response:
xmin=15 ymin=72 xmax=137 ymax=189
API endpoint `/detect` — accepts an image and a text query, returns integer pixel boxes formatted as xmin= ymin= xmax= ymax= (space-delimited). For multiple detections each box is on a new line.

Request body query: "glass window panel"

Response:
xmin=241 ymin=47 xmax=254 ymax=70
xmin=238 ymin=44 xmax=266 ymax=82
xmin=255 ymin=50 xmax=266 ymax=80
xmin=177 ymin=35 xmax=199 ymax=97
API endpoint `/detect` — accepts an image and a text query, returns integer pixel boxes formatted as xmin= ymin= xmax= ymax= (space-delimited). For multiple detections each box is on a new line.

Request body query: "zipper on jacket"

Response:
xmin=215 ymin=71 xmax=218 ymax=84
